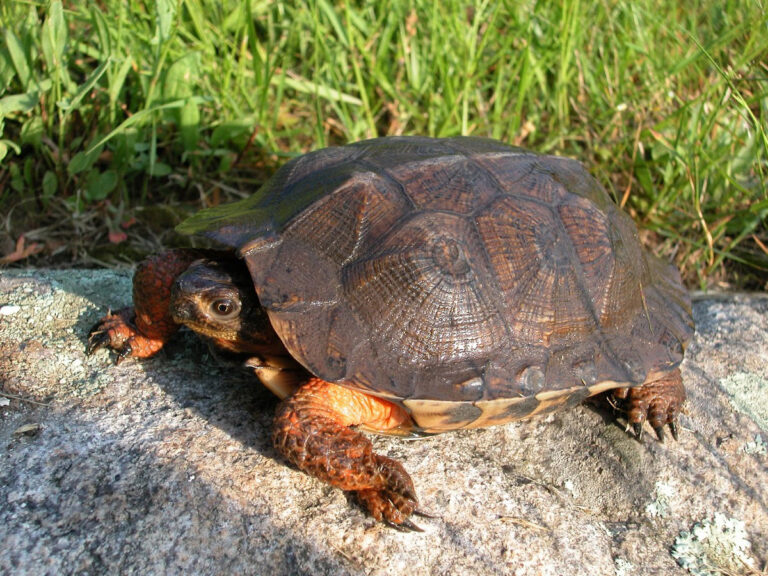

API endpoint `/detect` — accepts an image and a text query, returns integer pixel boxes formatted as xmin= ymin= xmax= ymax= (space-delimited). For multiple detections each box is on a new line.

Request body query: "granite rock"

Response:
xmin=0 ymin=270 xmax=766 ymax=575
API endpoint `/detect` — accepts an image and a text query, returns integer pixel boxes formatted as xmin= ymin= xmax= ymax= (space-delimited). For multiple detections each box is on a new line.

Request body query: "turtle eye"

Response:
xmin=211 ymin=298 xmax=239 ymax=318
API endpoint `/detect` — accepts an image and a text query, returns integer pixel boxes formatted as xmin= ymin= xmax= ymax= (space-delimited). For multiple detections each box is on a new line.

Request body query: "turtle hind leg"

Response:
xmin=611 ymin=367 xmax=686 ymax=442
xmin=272 ymin=378 xmax=419 ymax=528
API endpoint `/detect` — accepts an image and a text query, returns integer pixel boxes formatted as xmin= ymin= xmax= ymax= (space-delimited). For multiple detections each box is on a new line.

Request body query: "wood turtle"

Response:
xmin=89 ymin=136 xmax=694 ymax=529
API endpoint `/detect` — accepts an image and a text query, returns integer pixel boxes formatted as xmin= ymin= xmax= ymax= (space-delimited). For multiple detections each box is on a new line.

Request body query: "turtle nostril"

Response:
xmin=169 ymin=292 xmax=194 ymax=323
xmin=171 ymin=304 xmax=191 ymax=323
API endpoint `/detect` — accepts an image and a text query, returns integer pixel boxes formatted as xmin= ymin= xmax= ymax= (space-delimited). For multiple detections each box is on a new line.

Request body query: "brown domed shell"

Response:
xmin=178 ymin=137 xmax=694 ymax=432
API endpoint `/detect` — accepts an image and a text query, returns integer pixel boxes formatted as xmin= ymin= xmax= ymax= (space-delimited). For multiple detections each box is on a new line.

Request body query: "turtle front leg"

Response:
xmin=612 ymin=367 xmax=685 ymax=441
xmin=88 ymin=249 xmax=210 ymax=362
xmin=272 ymin=378 xmax=420 ymax=528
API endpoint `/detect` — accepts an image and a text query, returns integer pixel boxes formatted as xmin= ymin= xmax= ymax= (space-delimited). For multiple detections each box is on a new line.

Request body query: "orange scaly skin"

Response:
xmin=272 ymin=378 xmax=418 ymax=526
xmin=612 ymin=368 xmax=685 ymax=440
xmin=88 ymin=249 xmax=207 ymax=360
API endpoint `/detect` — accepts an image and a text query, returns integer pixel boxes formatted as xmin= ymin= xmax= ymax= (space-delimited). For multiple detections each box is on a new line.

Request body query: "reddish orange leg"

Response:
xmin=612 ymin=367 xmax=685 ymax=442
xmin=87 ymin=307 xmax=166 ymax=362
xmin=272 ymin=378 xmax=421 ymax=529
xmin=88 ymin=249 xmax=212 ymax=362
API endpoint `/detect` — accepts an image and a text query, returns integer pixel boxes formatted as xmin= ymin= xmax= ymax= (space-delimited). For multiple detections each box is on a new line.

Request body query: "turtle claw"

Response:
xmin=87 ymin=309 xmax=133 ymax=358
xmin=86 ymin=308 xmax=167 ymax=362
xmin=669 ymin=420 xmax=680 ymax=442
xmin=633 ymin=421 xmax=680 ymax=443
xmin=388 ymin=518 xmax=424 ymax=533
xmin=87 ymin=320 xmax=134 ymax=364
xmin=612 ymin=368 xmax=686 ymax=444
xmin=86 ymin=329 xmax=109 ymax=355
xmin=115 ymin=342 xmax=133 ymax=365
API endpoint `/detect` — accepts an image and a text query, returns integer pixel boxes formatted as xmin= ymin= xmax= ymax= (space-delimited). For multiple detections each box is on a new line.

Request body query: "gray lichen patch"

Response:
xmin=645 ymin=479 xmax=678 ymax=519
xmin=743 ymin=435 xmax=767 ymax=455
xmin=719 ymin=372 xmax=768 ymax=432
xmin=672 ymin=514 xmax=757 ymax=576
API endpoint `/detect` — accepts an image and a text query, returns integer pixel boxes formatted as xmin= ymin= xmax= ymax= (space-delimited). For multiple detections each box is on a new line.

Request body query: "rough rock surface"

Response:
xmin=0 ymin=269 xmax=766 ymax=576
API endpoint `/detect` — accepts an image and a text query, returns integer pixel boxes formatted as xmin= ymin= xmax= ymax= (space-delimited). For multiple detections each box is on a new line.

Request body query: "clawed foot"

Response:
xmin=272 ymin=380 xmax=422 ymax=529
xmin=629 ymin=419 xmax=680 ymax=442
xmin=611 ymin=368 xmax=685 ymax=442
xmin=87 ymin=308 xmax=164 ymax=363
xmin=354 ymin=454 xmax=420 ymax=530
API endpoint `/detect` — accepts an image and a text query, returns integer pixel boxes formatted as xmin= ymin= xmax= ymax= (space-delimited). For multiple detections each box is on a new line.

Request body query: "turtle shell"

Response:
xmin=178 ymin=136 xmax=694 ymax=433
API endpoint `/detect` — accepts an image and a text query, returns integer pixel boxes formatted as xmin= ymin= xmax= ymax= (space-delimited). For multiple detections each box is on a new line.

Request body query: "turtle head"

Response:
xmin=170 ymin=258 xmax=281 ymax=354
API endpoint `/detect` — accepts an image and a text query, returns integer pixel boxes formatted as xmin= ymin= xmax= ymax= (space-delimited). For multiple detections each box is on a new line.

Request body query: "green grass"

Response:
xmin=0 ymin=0 xmax=766 ymax=288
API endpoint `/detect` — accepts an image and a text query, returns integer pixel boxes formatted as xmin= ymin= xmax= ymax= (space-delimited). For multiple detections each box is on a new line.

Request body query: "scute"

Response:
xmin=177 ymin=136 xmax=694 ymax=431
xmin=342 ymin=211 xmax=507 ymax=367
xmin=280 ymin=170 xmax=411 ymax=266
xmin=475 ymin=195 xmax=600 ymax=344
xmin=387 ymin=155 xmax=500 ymax=214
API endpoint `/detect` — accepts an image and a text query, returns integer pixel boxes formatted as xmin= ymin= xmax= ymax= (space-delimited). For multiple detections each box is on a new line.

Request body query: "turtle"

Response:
xmin=88 ymin=136 xmax=694 ymax=529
